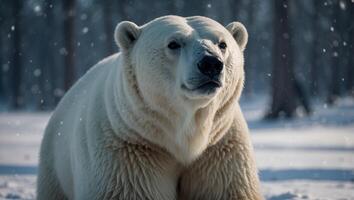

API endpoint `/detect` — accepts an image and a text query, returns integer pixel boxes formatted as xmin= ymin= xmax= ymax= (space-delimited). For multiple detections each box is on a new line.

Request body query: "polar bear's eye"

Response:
xmin=168 ymin=41 xmax=181 ymax=50
xmin=218 ymin=42 xmax=227 ymax=50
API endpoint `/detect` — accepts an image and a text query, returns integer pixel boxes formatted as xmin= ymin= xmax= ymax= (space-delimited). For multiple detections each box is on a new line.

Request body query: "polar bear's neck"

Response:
xmin=111 ymin=55 xmax=240 ymax=164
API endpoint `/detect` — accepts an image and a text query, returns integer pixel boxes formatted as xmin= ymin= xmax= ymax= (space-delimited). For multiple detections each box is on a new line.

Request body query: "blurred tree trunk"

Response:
xmin=11 ymin=0 xmax=23 ymax=109
xmin=310 ymin=1 xmax=321 ymax=96
xmin=181 ymin=0 xmax=207 ymax=16
xmin=347 ymin=1 xmax=354 ymax=96
xmin=117 ymin=0 xmax=127 ymax=20
xmin=38 ymin=0 xmax=55 ymax=110
xmin=327 ymin=1 xmax=341 ymax=105
xmin=244 ymin=0 xmax=256 ymax=97
xmin=63 ymin=0 xmax=76 ymax=91
xmin=103 ymin=0 xmax=114 ymax=56
xmin=168 ymin=0 xmax=179 ymax=15
xmin=267 ymin=0 xmax=297 ymax=118
xmin=230 ymin=0 xmax=243 ymax=19
xmin=0 ymin=13 xmax=3 ymax=102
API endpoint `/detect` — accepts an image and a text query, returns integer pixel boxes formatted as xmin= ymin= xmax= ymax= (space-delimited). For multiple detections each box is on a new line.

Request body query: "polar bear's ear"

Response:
xmin=115 ymin=21 xmax=141 ymax=51
xmin=226 ymin=22 xmax=248 ymax=51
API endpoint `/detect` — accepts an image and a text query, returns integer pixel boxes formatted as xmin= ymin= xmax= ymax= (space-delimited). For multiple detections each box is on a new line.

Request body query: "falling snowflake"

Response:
xmin=207 ymin=4 xmax=211 ymax=8
xmin=33 ymin=69 xmax=41 ymax=77
xmin=330 ymin=27 xmax=334 ymax=32
xmin=82 ymin=27 xmax=89 ymax=34
xmin=59 ymin=48 xmax=68 ymax=55
xmin=34 ymin=5 xmax=41 ymax=13
xmin=2 ymin=64 xmax=9 ymax=72
xmin=54 ymin=88 xmax=65 ymax=97
xmin=11 ymin=26 xmax=15 ymax=31
xmin=339 ymin=1 xmax=346 ymax=10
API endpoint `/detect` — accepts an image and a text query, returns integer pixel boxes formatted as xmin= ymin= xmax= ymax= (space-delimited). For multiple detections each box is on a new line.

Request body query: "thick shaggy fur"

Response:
xmin=37 ymin=15 xmax=262 ymax=200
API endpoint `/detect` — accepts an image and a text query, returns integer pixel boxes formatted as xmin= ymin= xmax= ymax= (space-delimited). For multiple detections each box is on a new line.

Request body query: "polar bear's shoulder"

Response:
xmin=85 ymin=53 xmax=121 ymax=79
xmin=69 ymin=53 xmax=120 ymax=93
xmin=52 ymin=53 xmax=121 ymax=118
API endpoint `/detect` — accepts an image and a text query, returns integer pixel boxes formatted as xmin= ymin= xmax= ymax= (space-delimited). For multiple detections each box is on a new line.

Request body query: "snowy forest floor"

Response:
xmin=0 ymin=96 xmax=354 ymax=200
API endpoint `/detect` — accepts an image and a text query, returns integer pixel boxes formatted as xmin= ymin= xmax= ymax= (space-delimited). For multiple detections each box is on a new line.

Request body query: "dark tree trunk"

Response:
xmin=167 ymin=0 xmax=178 ymax=15
xmin=38 ymin=0 xmax=55 ymax=110
xmin=244 ymin=0 xmax=256 ymax=97
xmin=267 ymin=0 xmax=297 ymax=119
xmin=346 ymin=0 xmax=354 ymax=96
xmin=327 ymin=1 xmax=341 ymax=105
xmin=103 ymin=0 xmax=114 ymax=56
xmin=0 ymin=13 xmax=3 ymax=102
xmin=117 ymin=0 xmax=128 ymax=21
xmin=230 ymin=0 xmax=243 ymax=20
xmin=310 ymin=1 xmax=321 ymax=96
xmin=11 ymin=0 xmax=23 ymax=109
xmin=181 ymin=0 xmax=207 ymax=16
xmin=63 ymin=0 xmax=76 ymax=91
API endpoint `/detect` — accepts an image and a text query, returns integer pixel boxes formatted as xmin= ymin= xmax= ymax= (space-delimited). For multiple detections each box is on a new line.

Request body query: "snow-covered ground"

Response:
xmin=0 ymin=97 xmax=354 ymax=200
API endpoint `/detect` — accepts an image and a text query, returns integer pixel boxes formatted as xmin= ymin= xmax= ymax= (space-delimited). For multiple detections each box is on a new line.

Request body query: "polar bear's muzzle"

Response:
xmin=181 ymin=55 xmax=223 ymax=97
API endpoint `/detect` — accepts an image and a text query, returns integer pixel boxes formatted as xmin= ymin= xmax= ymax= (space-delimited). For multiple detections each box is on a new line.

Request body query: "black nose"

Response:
xmin=197 ymin=56 xmax=223 ymax=78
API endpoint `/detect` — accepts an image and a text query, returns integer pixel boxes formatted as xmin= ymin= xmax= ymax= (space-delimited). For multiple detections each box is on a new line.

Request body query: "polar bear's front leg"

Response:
xmin=178 ymin=124 xmax=263 ymax=200
xmin=96 ymin=138 xmax=180 ymax=200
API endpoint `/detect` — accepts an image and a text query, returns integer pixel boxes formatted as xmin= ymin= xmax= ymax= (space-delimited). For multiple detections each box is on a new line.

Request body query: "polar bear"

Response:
xmin=37 ymin=15 xmax=262 ymax=200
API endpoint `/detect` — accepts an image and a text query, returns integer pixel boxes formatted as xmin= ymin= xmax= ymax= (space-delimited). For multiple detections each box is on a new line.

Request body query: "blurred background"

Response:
xmin=0 ymin=0 xmax=354 ymax=199
xmin=0 ymin=0 xmax=353 ymax=117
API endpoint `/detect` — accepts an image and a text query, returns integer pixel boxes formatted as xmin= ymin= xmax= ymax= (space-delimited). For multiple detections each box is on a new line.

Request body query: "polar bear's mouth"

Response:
xmin=182 ymin=79 xmax=222 ymax=95
xmin=197 ymin=80 xmax=222 ymax=90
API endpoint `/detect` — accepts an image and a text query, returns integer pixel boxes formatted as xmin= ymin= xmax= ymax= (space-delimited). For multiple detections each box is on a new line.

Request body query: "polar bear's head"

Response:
xmin=115 ymin=15 xmax=247 ymax=112
xmin=114 ymin=16 xmax=248 ymax=163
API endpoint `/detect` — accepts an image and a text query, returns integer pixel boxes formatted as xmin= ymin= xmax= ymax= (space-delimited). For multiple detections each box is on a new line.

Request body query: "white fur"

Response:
xmin=37 ymin=15 xmax=262 ymax=200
